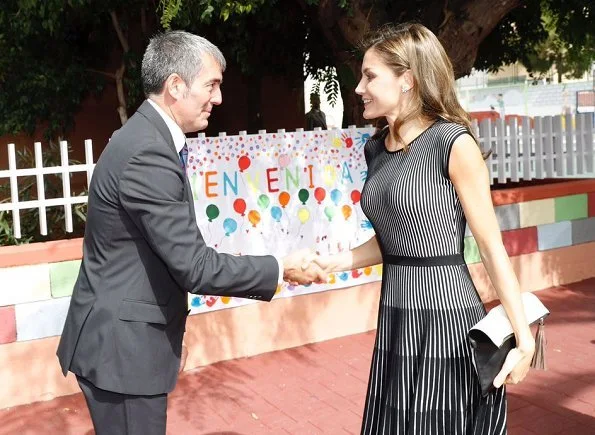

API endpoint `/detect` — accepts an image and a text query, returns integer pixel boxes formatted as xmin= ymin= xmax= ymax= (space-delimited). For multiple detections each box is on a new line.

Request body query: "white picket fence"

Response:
xmin=473 ymin=113 xmax=594 ymax=183
xmin=0 ymin=141 xmax=95 ymax=239
xmin=1 ymin=114 xmax=594 ymax=240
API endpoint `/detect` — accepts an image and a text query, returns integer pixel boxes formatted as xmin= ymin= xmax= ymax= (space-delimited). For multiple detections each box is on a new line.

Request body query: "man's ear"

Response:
xmin=164 ymin=73 xmax=186 ymax=101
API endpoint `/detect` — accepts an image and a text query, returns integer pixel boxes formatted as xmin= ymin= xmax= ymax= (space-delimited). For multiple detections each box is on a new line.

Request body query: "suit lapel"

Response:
xmin=137 ymin=100 xmax=177 ymax=155
xmin=138 ymin=100 xmax=196 ymax=217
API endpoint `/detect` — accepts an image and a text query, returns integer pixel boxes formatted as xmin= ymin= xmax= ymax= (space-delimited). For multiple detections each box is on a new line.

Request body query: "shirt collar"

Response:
xmin=147 ymin=99 xmax=186 ymax=153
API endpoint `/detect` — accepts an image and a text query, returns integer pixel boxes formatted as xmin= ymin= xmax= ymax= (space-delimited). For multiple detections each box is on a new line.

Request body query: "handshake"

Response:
xmin=281 ymin=249 xmax=331 ymax=286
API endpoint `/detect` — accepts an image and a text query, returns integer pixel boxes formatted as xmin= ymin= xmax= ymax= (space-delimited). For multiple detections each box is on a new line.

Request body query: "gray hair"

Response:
xmin=141 ymin=30 xmax=226 ymax=96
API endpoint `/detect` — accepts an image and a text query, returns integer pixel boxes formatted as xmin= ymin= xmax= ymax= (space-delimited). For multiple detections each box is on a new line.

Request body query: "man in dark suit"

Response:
xmin=57 ymin=31 xmax=323 ymax=435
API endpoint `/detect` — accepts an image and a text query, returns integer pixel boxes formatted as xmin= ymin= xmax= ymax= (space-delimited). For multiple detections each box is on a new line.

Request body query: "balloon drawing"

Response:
xmin=223 ymin=218 xmax=237 ymax=236
xmin=206 ymin=204 xmax=220 ymax=222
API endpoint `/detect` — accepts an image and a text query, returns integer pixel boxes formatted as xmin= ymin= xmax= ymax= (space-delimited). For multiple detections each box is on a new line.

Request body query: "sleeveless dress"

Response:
xmin=359 ymin=121 xmax=507 ymax=434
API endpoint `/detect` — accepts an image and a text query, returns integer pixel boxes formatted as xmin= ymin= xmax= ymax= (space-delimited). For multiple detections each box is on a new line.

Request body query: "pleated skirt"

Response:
xmin=360 ymin=264 xmax=507 ymax=435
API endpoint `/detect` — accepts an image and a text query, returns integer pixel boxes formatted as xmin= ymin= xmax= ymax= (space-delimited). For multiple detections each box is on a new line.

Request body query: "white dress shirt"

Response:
xmin=146 ymin=99 xmax=284 ymax=286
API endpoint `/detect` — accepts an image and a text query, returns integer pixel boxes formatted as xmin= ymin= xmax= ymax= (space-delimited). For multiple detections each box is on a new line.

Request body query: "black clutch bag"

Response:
xmin=468 ymin=292 xmax=549 ymax=397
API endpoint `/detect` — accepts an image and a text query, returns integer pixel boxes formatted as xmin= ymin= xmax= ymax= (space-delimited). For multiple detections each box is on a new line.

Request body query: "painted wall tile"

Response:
xmin=537 ymin=221 xmax=572 ymax=251
xmin=464 ymin=203 xmax=520 ymax=236
xmin=15 ymin=297 xmax=70 ymax=341
xmin=572 ymin=217 xmax=595 ymax=245
xmin=50 ymin=260 xmax=81 ymax=298
xmin=494 ymin=203 xmax=520 ymax=231
xmin=464 ymin=237 xmax=481 ymax=264
xmin=0 ymin=305 xmax=17 ymax=344
xmin=555 ymin=194 xmax=588 ymax=222
xmin=501 ymin=227 xmax=538 ymax=257
xmin=519 ymin=199 xmax=555 ymax=228
xmin=588 ymin=192 xmax=595 ymax=218
xmin=0 ymin=264 xmax=51 ymax=307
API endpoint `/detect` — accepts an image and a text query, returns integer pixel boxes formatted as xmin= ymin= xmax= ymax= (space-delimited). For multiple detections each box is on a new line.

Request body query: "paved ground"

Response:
xmin=2 ymin=279 xmax=594 ymax=434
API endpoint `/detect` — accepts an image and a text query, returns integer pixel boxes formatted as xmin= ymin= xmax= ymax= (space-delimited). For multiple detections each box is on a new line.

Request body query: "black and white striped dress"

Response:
xmin=359 ymin=121 xmax=507 ymax=434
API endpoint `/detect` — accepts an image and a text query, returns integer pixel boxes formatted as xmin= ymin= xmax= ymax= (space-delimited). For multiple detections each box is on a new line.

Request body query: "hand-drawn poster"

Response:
xmin=185 ymin=127 xmax=382 ymax=314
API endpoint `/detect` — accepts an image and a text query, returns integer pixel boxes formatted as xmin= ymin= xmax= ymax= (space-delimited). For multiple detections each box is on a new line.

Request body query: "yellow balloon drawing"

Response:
xmin=328 ymin=273 xmax=336 ymax=284
xmin=297 ymin=207 xmax=310 ymax=224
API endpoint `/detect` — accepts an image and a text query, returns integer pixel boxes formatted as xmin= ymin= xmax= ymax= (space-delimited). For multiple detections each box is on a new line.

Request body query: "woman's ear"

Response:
xmin=402 ymin=70 xmax=415 ymax=92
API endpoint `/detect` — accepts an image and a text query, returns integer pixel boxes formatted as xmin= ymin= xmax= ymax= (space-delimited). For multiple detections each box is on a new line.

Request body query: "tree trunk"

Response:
xmin=337 ymin=57 xmax=364 ymax=127
xmin=301 ymin=0 xmax=523 ymax=125
xmin=437 ymin=0 xmax=522 ymax=77
xmin=300 ymin=0 xmax=388 ymax=127
xmin=111 ymin=10 xmax=131 ymax=125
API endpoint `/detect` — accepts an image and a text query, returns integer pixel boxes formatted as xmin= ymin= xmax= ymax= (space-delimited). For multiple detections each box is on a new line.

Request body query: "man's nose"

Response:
xmin=211 ymin=89 xmax=222 ymax=105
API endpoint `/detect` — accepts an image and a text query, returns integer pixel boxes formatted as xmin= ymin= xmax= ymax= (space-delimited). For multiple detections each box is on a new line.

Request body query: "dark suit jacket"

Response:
xmin=57 ymin=101 xmax=278 ymax=395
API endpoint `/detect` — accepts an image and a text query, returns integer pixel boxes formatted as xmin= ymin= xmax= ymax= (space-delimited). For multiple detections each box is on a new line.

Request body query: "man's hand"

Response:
xmin=283 ymin=249 xmax=327 ymax=285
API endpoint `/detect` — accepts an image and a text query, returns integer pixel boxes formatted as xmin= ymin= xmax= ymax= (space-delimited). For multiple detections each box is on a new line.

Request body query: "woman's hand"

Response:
xmin=305 ymin=253 xmax=334 ymax=274
xmin=493 ymin=342 xmax=535 ymax=388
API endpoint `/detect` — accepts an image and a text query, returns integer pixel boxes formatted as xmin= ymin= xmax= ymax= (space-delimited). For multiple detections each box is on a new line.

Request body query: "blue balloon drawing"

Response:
xmin=330 ymin=188 xmax=342 ymax=206
xmin=223 ymin=217 xmax=238 ymax=236
xmin=270 ymin=206 xmax=282 ymax=222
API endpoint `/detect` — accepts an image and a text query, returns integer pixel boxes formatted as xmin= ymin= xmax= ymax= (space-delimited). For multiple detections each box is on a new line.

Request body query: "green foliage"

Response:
xmin=165 ymin=0 xmax=266 ymax=27
xmin=159 ymin=0 xmax=183 ymax=30
xmin=476 ymin=0 xmax=594 ymax=78
xmin=0 ymin=0 xmax=108 ymax=139
xmin=310 ymin=67 xmax=340 ymax=107
xmin=0 ymin=142 xmax=87 ymax=246
xmin=2 ymin=0 xmax=592 ymax=141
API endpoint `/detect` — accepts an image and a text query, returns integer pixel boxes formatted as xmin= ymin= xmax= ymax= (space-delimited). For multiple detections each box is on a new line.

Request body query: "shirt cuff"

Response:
xmin=274 ymin=255 xmax=284 ymax=285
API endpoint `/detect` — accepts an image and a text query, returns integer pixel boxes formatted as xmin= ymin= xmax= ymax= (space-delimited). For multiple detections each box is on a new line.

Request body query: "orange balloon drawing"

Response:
xmin=248 ymin=210 xmax=261 ymax=227
xmin=342 ymin=204 xmax=352 ymax=220
xmin=279 ymin=191 xmax=290 ymax=208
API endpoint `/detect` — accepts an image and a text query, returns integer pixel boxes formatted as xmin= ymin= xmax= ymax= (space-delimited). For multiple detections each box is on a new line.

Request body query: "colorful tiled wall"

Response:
xmin=1 ymin=187 xmax=594 ymax=346
xmin=463 ymin=193 xmax=595 ymax=264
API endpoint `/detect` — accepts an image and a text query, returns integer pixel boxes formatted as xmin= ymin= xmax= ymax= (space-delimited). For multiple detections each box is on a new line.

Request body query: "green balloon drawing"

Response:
xmin=298 ymin=188 xmax=310 ymax=205
xmin=324 ymin=206 xmax=336 ymax=221
xmin=206 ymin=204 xmax=220 ymax=222
xmin=257 ymin=194 xmax=270 ymax=210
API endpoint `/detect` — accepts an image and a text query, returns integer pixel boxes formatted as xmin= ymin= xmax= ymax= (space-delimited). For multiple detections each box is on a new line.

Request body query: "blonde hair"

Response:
xmin=360 ymin=22 xmax=475 ymax=148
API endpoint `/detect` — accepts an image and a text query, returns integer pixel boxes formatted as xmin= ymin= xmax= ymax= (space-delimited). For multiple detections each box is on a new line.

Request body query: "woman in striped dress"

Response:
xmin=311 ymin=23 xmax=535 ymax=434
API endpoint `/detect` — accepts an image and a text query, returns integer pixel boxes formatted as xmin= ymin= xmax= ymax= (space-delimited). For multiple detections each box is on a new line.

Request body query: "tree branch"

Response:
xmin=115 ymin=63 xmax=128 ymax=125
xmin=86 ymin=68 xmax=117 ymax=80
xmin=110 ymin=10 xmax=130 ymax=53
xmin=110 ymin=10 xmax=130 ymax=125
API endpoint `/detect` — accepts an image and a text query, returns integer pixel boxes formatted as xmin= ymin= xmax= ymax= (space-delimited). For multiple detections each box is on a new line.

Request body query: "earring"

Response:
xmin=401 ymin=86 xmax=410 ymax=94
